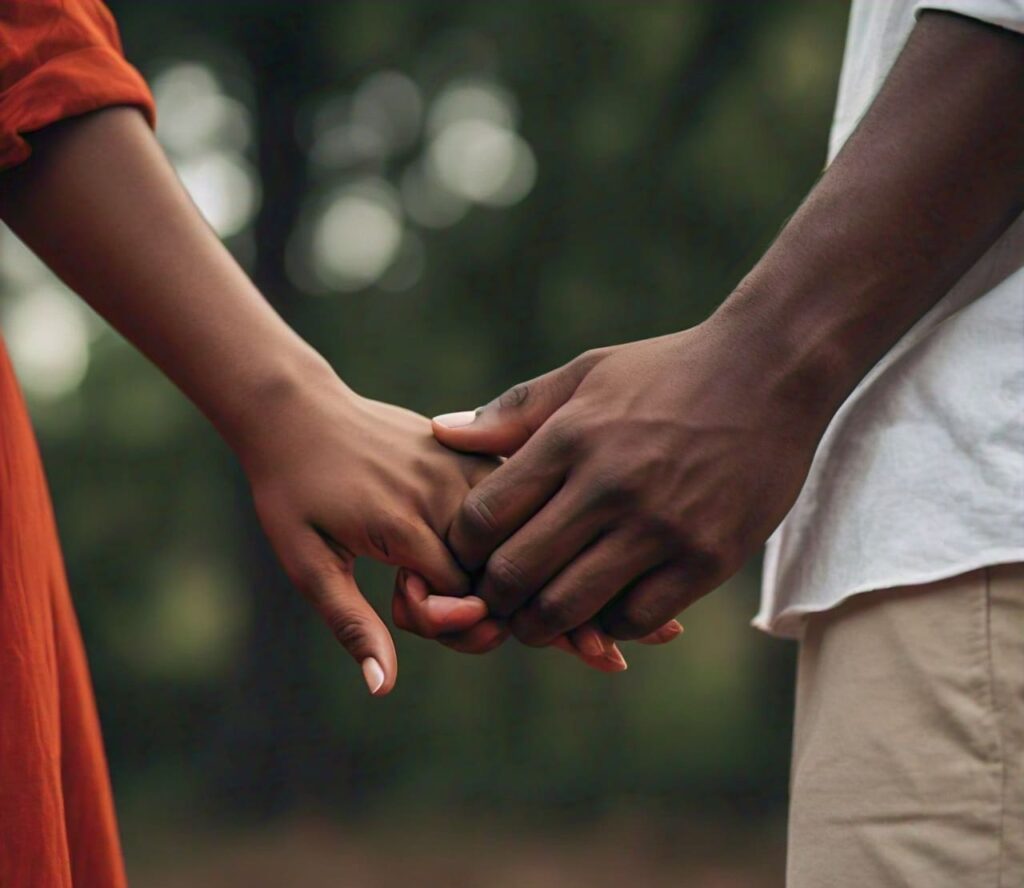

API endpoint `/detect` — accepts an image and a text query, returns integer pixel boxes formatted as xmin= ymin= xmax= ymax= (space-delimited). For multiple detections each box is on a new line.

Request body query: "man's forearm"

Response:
xmin=0 ymin=108 xmax=333 ymax=453
xmin=717 ymin=11 xmax=1024 ymax=421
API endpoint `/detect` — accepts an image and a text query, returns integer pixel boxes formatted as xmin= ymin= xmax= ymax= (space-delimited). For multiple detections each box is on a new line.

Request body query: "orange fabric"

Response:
xmin=0 ymin=342 xmax=126 ymax=886
xmin=0 ymin=1 xmax=154 ymax=883
xmin=0 ymin=0 xmax=155 ymax=170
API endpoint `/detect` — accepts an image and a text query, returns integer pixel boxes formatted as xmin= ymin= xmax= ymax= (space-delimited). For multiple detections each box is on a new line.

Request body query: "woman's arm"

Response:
xmin=0 ymin=107 xmax=494 ymax=695
xmin=2 ymin=107 xmax=321 ymax=451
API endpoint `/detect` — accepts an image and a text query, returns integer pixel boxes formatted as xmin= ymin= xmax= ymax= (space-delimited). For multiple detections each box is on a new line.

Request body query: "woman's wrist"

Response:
xmin=213 ymin=344 xmax=351 ymax=466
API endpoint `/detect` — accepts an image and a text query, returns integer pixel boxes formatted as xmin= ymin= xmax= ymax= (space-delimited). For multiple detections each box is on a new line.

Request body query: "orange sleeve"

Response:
xmin=0 ymin=0 xmax=155 ymax=171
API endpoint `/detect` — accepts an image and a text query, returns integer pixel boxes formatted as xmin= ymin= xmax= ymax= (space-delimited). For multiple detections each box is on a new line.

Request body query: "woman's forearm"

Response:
xmin=0 ymin=107 xmax=332 ymax=454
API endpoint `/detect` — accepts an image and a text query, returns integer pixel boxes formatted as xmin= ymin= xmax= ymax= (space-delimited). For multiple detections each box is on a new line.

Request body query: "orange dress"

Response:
xmin=1 ymin=2 xmax=153 ymax=884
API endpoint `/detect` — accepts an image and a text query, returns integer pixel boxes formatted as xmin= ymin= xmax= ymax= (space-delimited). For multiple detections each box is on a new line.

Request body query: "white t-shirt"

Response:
xmin=756 ymin=0 xmax=1024 ymax=638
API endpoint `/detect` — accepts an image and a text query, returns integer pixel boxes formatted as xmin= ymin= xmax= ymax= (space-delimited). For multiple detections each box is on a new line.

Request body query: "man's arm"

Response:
xmin=415 ymin=11 xmax=1024 ymax=646
xmin=727 ymin=9 xmax=1024 ymax=419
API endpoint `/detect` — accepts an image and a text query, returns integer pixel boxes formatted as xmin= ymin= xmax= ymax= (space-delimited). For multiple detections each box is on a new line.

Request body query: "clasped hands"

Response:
xmin=246 ymin=319 xmax=818 ymax=695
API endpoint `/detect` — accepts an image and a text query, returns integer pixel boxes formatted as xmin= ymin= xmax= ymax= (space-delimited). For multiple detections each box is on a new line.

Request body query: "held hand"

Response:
xmin=392 ymin=570 xmax=681 ymax=672
xmin=428 ymin=319 xmax=827 ymax=645
xmin=234 ymin=362 xmax=495 ymax=695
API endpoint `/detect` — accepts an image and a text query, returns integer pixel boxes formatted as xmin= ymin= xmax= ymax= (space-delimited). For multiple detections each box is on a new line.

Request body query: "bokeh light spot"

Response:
xmin=351 ymin=69 xmax=424 ymax=153
xmin=312 ymin=180 xmax=404 ymax=290
xmin=4 ymin=285 xmax=90 ymax=401
xmin=428 ymin=119 xmax=536 ymax=206
xmin=152 ymin=61 xmax=259 ymax=239
xmin=177 ymin=153 xmax=260 ymax=238
xmin=427 ymin=79 xmax=518 ymax=136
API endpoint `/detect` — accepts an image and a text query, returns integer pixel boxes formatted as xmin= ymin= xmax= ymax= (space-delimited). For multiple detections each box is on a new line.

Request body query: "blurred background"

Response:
xmin=0 ymin=1 xmax=849 ymax=885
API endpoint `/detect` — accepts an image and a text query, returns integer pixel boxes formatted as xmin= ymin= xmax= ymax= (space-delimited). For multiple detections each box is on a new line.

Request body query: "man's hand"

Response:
xmin=428 ymin=321 xmax=828 ymax=645
xmin=421 ymin=10 xmax=1024 ymax=647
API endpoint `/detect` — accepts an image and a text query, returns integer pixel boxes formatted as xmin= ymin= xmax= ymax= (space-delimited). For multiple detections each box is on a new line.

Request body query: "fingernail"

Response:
xmin=361 ymin=657 xmax=385 ymax=695
xmin=433 ymin=410 xmax=477 ymax=428
xmin=575 ymin=629 xmax=605 ymax=659
xmin=596 ymin=633 xmax=619 ymax=657
xmin=606 ymin=644 xmax=628 ymax=671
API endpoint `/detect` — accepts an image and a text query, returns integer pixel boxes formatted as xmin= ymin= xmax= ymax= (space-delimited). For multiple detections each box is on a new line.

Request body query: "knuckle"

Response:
xmin=679 ymin=529 xmax=732 ymax=576
xmin=631 ymin=509 xmax=681 ymax=549
xmin=543 ymin=419 xmax=580 ymax=455
xmin=368 ymin=512 xmax=419 ymax=560
xmin=521 ymin=596 xmax=574 ymax=642
xmin=571 ymin=347 xmax=609 ymax=375
xmin=511 ymin=624 xmax=549 ymax=649
xmin=574 ymin=348 xmax=599 ymax=368
xmin=483 ymin=552 xmax=532 ymax=608
xmin=498 ymin=383 xmax=530 ymax=411
xmin=459 ymin=492 xmax=499 ymax=539
xmin=605 ymin=600 xmax=662 ymax=640
xmin=584 ymin=466 xmax=633 ymax=509
xmin=328 ymin=611 xmax=372 ymax=651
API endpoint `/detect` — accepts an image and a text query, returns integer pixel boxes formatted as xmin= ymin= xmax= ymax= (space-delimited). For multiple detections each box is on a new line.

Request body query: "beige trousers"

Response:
xmin=788 ymin=563 xmax=1024 ymax=888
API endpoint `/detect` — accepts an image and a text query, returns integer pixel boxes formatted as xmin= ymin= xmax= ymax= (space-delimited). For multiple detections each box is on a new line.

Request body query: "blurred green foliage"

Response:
xmin=1 ymin=0 xmax=849 ymax=864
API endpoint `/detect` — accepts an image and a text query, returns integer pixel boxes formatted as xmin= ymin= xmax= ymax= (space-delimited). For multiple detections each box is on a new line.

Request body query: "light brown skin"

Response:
xmin=0 ymin=108 xmax=681 ymax=695
xmin=0 ymin=109 xmax=487 ymax=694
xmin=401 ymin=11 xmax=1024 ymax=650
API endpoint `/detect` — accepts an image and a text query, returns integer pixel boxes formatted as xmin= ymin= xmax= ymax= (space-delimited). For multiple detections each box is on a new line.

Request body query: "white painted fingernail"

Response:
xmin=361 ymin=657 xmax=385 ymax=695
xmin=576 ymin=629 xmax=605 ymax=659
xmin=433 ymin=410 xmax=477 ymax=428
xmin=606 ymin=646 xmax=628 ymax=671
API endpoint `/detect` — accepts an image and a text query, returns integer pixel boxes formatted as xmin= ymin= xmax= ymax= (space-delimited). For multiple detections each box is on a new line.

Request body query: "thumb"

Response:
xmin=314 ymin=566 xmax=397 ymax=696
xmin=291 ymin=532 xmax=398 ymax=696
xmin=432 ymin=353 xmax=599 ymax=457
xmin=258 ymin=509 xmax=398 ymax=696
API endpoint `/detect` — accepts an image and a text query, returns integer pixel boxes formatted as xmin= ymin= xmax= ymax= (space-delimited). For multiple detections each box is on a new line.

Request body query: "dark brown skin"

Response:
xmin=405 ymin=11 xmax=1024 ymax=648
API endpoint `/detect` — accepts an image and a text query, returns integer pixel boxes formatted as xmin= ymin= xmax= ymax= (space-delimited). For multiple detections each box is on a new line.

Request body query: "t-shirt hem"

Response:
xmin=914 ymin=1 xmax=1024 ymax=35
xmin=753 ymin=547 xmax=1024 ymax=640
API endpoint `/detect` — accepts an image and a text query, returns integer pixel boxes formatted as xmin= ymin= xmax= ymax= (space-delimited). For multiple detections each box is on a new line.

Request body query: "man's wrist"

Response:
xmin=708 ymin=275 xmax=865 ymax=431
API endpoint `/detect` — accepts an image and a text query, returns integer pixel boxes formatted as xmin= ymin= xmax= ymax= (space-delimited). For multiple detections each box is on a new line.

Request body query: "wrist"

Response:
xmin=215 ymin=345 xmax=351 ymax=463
xmin=707 ymin=279 xmax=863 ymax=431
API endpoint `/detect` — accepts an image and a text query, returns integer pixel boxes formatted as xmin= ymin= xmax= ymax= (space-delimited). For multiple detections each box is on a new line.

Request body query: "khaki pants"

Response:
xmin=788 ymin=563 xmax=1024 ymax=887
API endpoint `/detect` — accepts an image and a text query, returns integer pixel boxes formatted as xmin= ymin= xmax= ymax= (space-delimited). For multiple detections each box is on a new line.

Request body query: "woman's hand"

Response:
xmin=233 ymin=359 xmax=496 ymax=695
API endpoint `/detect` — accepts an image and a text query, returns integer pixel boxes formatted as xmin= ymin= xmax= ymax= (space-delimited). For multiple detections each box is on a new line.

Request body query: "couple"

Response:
xmin=1 ymin=0 xmax=1023 ymax=886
